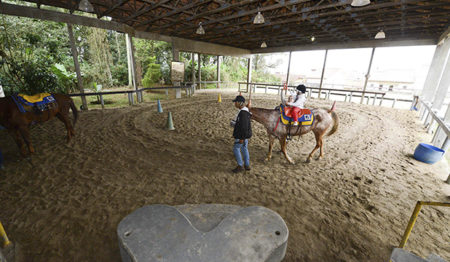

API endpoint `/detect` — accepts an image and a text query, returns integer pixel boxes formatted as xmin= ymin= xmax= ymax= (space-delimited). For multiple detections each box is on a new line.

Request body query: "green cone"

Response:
xmin=167 ymin=112 xmax=175 ymax=130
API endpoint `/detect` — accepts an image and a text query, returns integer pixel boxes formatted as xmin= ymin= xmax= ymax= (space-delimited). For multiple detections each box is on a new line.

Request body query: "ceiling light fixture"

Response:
xmin=375 ymin=30 xmax=385 ymax=39
xmin=253 ymin=11 xmax=265 ymax=24
xmin=311 ymin=36 xmax=315 ymax=42
xmin=351 ymin=0 xmax=370 ymax=7
xmin=78 ymin=0 xmax=94 ymax=12
xmin=196 ymin=22 xmax=205 ymax=35
xmin=261 ymin=41 xmax=267 ymax=48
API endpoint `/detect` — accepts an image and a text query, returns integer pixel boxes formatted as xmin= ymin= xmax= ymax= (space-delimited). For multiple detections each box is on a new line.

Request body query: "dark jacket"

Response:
xmin=233 ymin=109 xmax=252 ymax=139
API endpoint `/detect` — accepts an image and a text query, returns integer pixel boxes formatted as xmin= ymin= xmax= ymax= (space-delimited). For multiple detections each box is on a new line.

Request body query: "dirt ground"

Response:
xmin=0 ymin=90 xmax=449 ymax=262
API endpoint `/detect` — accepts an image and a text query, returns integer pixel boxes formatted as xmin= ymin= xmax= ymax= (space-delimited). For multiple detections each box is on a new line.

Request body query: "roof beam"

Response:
xmin=98 ymin=0 xmax=129 ymax=18
xmin=135 ymin=0 xmax=213 ymax=29
xmin=119 ymin=0 xmax=171 ymax=23
xmin=0 ymin=2 xmax=135 ymax=34
xmin=251 ymin=39 xmax=436 ymax=53
xmin=0 ymin=2 xmax=250 ymax=56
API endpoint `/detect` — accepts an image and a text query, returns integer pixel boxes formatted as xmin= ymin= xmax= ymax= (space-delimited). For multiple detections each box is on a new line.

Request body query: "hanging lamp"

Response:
xmin=253 ymin=11 xmax=265 ymax=24
xmin=375 ymin=30 xmax=385 ymax=39
xmin=196 ymin=22 xmax=205 ymax=35
xmin=261 ymin=41 xmax=267 ymax=48
xmin=351 ymin=0 xmax=370 ymax=7
xmin=79 ymin=0 xmax=94 ymax=12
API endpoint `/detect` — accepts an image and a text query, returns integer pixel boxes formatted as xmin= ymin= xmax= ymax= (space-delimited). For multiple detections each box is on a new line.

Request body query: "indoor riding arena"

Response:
xmin=0 ymin=1 xmax=449 ymax=262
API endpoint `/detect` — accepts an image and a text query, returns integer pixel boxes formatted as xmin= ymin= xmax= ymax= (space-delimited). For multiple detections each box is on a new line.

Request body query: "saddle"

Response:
xmin=12 ymin=93 xmax=57 ymax=113
xmin=279 ymin=104 xmax=314 ymax=126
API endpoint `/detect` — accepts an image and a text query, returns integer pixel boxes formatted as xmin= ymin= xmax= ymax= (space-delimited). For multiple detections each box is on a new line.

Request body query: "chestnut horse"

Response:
xmin=248 ymin=101 xmax=338 ymax=164
xmin=0 ymin=94 xmax=78 ymax=156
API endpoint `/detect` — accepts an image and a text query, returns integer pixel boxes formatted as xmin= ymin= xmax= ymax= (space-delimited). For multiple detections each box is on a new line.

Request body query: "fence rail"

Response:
xmin=238 ymin=82 xmax=414 ymax=109
xmin=69 ymin=84 xmax=194 ymax=109
xmin=419 ymin=100 xmax=450 ymax=152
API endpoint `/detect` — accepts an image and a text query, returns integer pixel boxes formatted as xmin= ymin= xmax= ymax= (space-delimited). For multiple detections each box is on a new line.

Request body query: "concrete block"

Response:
xmin=117 ymin=204 xmax=288 ymax=262
xmin=390 ymin=248 xmax=448 ymax=262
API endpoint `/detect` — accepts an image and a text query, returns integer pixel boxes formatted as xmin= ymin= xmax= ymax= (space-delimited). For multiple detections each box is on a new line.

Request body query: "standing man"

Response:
xmin=230 ymin=95 xmax=252 ymax=173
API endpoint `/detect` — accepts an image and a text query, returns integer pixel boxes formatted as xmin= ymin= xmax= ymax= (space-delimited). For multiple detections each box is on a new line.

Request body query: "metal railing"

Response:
xmin=69 ymin=84 xmax=195 ymax=109
xmin=419 ymin=100 xmax=450 ymax=151
xmin=238 ymin=82 xmax=414 ymax=109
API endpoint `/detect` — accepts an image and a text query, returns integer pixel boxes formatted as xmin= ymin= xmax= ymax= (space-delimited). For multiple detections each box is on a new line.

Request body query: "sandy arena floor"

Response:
xmin=0 ymin=91 xmax=449 ymax=262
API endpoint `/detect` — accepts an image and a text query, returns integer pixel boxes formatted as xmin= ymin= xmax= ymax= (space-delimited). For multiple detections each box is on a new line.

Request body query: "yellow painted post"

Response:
xmin=399 ymin=201 xmax=423 ymax=248
xmin=218 ymin=93 xmax=222 ymax=103
xmin=0 ymin=221 xmax=11 ymax=247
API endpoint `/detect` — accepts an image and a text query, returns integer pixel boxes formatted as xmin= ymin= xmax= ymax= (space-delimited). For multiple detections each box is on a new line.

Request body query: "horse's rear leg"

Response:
xmin=307 ymin=131 xmax=324 ymax=163
xmin=8 ymin=129 xmax=28 ymax=156
xmin=56 ymin=113 xmax=74 ymax=142
xmin=265 ymin=133 xmax=275 ymax=162
xmin=18 ymin=126 xmax=34 ymax=154
xmin=279 ymin=135 xmax=295 ymax=164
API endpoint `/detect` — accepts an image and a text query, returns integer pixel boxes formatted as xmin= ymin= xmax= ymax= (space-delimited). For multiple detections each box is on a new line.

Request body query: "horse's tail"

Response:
xmin=69 ymin=97 xmax=78 ymax=127
xmin=327 ymin=110 xmax=339 ymax=136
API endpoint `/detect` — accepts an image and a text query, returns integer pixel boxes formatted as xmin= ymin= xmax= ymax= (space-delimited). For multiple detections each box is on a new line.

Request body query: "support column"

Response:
xmin=431 ymin=39 xmax=450 ymax=111
xmin=422 ymin=40 xmax=450 ymax=104
xmin=172 ymin=46 xmax=181 ymax=99
xmin=286 ymin=51 xmax=292 ymax=86
xmin=67 ymin=23 xmax=88 ymax=110
xmin=125 ymin=34 xmax=132 ymax=87
xmin=191 ymin=52 xmax=195 ymax=92
xmin=247 ymin=56 xmax=253 ymax=91
xmin=361 ymin=47 xmax=375 ymax=104
xmin=318 ymin=49 xmax=328 ymax=99
xmin=127 ymin=34 xmax=139 ymax=103
xmin=198 ymin=53 xmax=201 ymax=89
xmin=217 ymin=55 xmax=221 ymax=89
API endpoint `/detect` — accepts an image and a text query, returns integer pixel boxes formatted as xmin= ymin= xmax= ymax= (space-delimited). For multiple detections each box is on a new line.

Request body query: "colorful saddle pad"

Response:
xmin=279 ymin=104 xmax=314 ymax=126
xmin=12 ymin=93 xmax=57 ymax=113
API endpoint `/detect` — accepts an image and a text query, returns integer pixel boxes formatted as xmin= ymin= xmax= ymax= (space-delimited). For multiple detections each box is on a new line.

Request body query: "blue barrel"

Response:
xmin=413 ymin=143 xmax=445 ymax=164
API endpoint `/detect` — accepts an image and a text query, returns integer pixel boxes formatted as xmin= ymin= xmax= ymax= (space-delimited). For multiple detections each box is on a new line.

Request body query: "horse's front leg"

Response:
xmin=307 ymin=132 xmax=323 ymax=163
xmin=265 ymin=133 xmax=275 ymax=162
xmin=8 ymin=128 xmax=28 ymax=156
xmin=280 ymin=135 xmax=295 ymax=164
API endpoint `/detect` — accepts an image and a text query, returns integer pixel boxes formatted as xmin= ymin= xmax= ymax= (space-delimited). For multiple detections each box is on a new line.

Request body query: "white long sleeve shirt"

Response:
xmin=287 ymin=93 xmax=306 ymax=108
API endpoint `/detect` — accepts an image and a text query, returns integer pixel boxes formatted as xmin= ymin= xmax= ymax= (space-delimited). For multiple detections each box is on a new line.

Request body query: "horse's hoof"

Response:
xmin=264 ymin=157 xmax=272 ymax=162
xmin=305 ymin=158 xmax=311 ymax=163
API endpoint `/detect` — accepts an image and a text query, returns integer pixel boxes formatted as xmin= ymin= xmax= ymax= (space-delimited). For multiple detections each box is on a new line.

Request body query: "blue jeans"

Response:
xmin=233 ymin=139 xmax=250 ymax=167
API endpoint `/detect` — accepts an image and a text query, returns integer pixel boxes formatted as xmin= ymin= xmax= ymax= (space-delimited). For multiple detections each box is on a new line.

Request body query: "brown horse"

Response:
xmin=0 ymin=94 xmax=78 ymax=156
xmin=248 ymin=101 xmax=338 ymax=164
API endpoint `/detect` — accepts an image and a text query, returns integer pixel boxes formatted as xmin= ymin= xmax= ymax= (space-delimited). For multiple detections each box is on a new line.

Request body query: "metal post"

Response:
xmin=191 ymin=53 xmax=195 ymax=94
xmin=100 ymin=94 xmax=104 ymax=109
xmin=372 ymin=94 xmax=377 ymax=105
xmin=349 ymin=92 xmax=352 ymax=102
xmin=441 ymin=136 xmax=450 ymax=151
xmin=127 ymin=34 xmax=139 ymax=100
xmin=265 ymin=85 xmax=268 ymax=94
xmin=361 ymin=47 xmax=376 ymax=104
xmin=165 ymin=88 xmax=168 ymax=98
xmin=125 ymin=33 xmax=132 ymax=87
xmin=217 ymin=55 xmax=220 ymax=89
xmin=399 ymin=202 xmax=423 ymax=248
xmin=392 ymin=98 xmax=397 ymax=108
xmin=345 ymin=93 xmax=348 ymax=102
xmin=427 ymin=119 xmax=436 ymax=133
xmin=247 ymin=56 xmax=252 ymax=91
xmin=286 ymin=51 xmax=292 ymax=86
xmin=198 ymin=53 xmax=201 ymax=89
xmin=318 ymin=49 xmax=328 ymax=99
xmin=67 ymin=24 xmax=88 ymax=110
xmin=0 ymin=221 xmax=11 ymax=247
xmin=379 ymin=95 xmax=384 ymax=106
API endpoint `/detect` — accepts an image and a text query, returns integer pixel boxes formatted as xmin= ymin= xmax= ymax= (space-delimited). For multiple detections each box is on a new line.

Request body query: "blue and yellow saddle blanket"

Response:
xmin=279 ymin=104 xmax=314 ymax=126
xmin=11 ymin=93 xmax=57 ymax=113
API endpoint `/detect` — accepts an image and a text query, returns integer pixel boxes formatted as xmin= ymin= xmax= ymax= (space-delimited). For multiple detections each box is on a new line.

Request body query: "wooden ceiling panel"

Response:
xmin=17 ymin=0 xmax=450 ymax=49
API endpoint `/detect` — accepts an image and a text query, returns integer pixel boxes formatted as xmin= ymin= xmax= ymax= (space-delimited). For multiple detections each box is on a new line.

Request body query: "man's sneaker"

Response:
xmin=232 ymin=166 xmax=244 ymax=173
xmin=244 ymin=165 xmax=251 ymax=171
